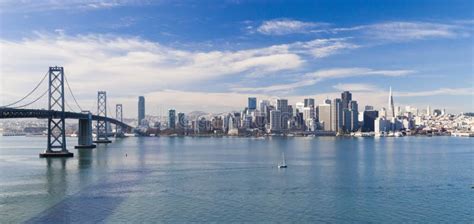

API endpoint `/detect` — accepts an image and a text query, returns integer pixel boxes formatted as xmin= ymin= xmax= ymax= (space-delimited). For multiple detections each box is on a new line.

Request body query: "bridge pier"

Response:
xmin=75 ymin=113 xmax=96 ymax=149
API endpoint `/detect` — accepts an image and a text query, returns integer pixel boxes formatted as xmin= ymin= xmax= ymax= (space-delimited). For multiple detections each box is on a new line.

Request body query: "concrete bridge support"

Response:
xmin=75 ymin=112 xmax=96 ymax=149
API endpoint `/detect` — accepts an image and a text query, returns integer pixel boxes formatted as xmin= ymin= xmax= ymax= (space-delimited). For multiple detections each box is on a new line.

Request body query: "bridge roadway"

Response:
xmin=0 ymin=108 xmax=132 ymax=130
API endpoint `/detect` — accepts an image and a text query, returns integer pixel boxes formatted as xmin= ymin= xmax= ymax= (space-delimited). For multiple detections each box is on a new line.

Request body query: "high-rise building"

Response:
xmin=349 ymin=100 xmax=359 ymax=131
xmin=304 ymin=98 xmax=315 ymax=108
xmin=270 ymin=110 xmax=282 ymax=132
xmin=177 ymin=112 xmax=186 ymax=129
xmin=388 ymin=86 xmax=395 ymax=118
xmin=248 ymin=97 xmax=257 ymax=112
xmin=259 ymin=100 xmax=270 ymax=113
xmin=341 ymin=91 xmax=352 ymax=110
xmin=138 ymin=96 xmax=145 ymax=125
xmin=302 ymin=107 xmax=315 ymax=121
xmin=362 ymin=110 xmax=379 ymax=132
xmin=365 ymin=105 xmax=374 ymax=111
xmin=318 ymin=102 xmax=331 ymax=131
xmin=331 ymin=98 xmax=343 ymax=132
xmin=168 ymin=109 xmax=176 ymax=129
xmin=426 ymin=105 xmax=432 ymax=116
xmin=276 ymin=99 xmax=289 ymax=130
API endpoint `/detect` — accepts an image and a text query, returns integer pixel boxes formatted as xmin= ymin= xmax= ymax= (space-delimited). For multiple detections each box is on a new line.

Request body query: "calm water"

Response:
xmin=0 ymin=136 xmax=472 ymax=223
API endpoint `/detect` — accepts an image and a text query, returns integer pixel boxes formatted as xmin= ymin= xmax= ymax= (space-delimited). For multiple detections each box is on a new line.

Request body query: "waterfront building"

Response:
xmin=374 ymin=117 xmax=390 ymax=133
xmin=349 ymin=100 xmax=359 ymax=131
xmin=168 ymin=109 xmax=176 ymax=129
xmin=177 ymin=112 xmax=186 ymax=130
xmin=318 ymin=102 xmax=332 ymax=131
xmin=270 ymin=110 xmax=282 ymax=132
xmin=138 ymin=96 xmax=145 ymax=125
xmin=362 ymin=110 xmax=379 ymax=132
xmin=276 ymin=99 xmax=289 ymax=130
xmin=331 ymin=98 xmax=343 ymax=132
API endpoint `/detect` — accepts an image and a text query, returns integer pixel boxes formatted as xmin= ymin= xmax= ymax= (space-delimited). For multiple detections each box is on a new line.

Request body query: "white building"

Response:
xmin=319 ymin=103 xmax=332 ymax=131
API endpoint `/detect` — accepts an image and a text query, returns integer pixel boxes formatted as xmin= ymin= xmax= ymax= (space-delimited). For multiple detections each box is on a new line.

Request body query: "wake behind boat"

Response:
xmin=278 ymin=152 xmax=287 ymax=168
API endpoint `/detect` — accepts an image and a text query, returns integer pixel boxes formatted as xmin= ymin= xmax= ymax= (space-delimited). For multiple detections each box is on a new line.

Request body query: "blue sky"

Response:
xmin=0 ymin=0 xmax=473 ymax=115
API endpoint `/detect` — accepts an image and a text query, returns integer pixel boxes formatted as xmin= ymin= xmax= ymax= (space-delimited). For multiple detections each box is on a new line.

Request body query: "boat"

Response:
xmin=278 ymin=152 xmax=287 ymax=168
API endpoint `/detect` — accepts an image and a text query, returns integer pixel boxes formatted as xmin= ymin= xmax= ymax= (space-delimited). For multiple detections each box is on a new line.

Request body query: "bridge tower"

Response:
xmin=94 ymin=91 xmax=112 ymax=143
xmin=40 ymin=66 xmax=73 ymax=158
xmin=115 ymin=104 xmax=124 ymax=137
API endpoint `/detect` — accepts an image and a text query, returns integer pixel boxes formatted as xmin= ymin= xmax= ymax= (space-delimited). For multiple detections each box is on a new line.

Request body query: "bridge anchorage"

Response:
xmin=40 ymin=66 xmax=73 ymax=158
xmin=93 ymin=91 xmax=112 ymax=144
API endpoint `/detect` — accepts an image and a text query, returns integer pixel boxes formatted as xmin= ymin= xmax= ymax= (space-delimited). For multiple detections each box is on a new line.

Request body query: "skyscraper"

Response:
xmin=177 ymin=112 xmax=185 ymax=129
xmin=304 ymin=98 xmax=315 ymax=108
xmin=341 ymin=91 xmax=352 ymax=110
xmin=276 ymin=99 xmax=289 ymax=130
xmin=318 ymin=102 xmax=331 ymax=131
xmin=138 ymin=96 xmax=145 ymax=125
xmin=388 ymin=86 xmax=395 ymax=118
xmin=363 ymin=110 xmax=379 ymax=132
xmin=349 ymin=100 xmax=359 ymax=131
xmin=168 ymin=109 xmax=176 ymax=129
xmin=270 ymin=110 xmax=282 ymax=132
xmin=248 ymin=97 xmax=257 ymax=112
xmin=331 ymin=98 xmax=343 ymax=132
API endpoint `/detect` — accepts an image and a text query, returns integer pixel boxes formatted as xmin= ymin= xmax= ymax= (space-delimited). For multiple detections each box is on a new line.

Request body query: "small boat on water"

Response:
xmin=278 ymin=152 xmax=287 ymax=168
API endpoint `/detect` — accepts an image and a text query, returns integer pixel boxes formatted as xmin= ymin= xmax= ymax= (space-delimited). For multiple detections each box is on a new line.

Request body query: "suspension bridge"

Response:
xmin=0 ymin=66 xmax=133 ymax=158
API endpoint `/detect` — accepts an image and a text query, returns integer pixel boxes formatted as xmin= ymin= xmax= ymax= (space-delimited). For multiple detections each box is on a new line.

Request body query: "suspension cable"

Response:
xmin=12 ymin=88 xmax=48 ymax=109
xmin=64 ymin=72 xmax=83 ymax=111
xmin=0 ymin=71 xmax=49 ymax=108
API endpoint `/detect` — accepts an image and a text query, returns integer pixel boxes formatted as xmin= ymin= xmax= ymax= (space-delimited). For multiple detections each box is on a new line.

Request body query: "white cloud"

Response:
xmin=396 ymin=87 xmax=473 ymax=97
xmin=234 ymin=67 xmax=414 ymax=93
xmin=332 ymin=83 xmax=379 ymax=92
xmin=335 ymin=21 xmax=468 ymax=41
xmin=257 ymin=19 xmax=327 ymax=35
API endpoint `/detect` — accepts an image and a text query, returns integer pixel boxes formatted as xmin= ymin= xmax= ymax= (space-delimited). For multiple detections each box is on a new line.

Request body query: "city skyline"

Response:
xmin=1 ymin=0 xmax=473 ymax=116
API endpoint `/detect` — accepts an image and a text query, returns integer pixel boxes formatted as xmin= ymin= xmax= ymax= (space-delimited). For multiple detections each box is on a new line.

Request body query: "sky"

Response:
xmin=0 ymin=0 xmax=473 ymax=117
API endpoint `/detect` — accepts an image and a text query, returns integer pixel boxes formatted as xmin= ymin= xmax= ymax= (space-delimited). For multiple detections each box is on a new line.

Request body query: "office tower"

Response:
xmin=349 ymin=100 xmax=359 ymax=131
xmin=342 ymin=108 xmax=352 ymax=132
xmin=374 ymin=117 xmax=390 ymax=133
xmin=233 ymin=112 xmax=241 ymax=128
xmin=259 ymin=100 xmax=270 ymax=113
xmin=433 ymin=109 xmax=442 ymax=116
xmin=324 ymin=98 xmax=331 ymax=104
xmin=363 ymin=110 xmax=379 ymax=132
xmin=341 ymin=91 xmax=352 ymax=110
xmin=270 ymin=110 xmax=282 ymax=132
xmin=295 ymin=112 xmax=304 ymax=130
xmin=388 ymin=87 xmax=395 ymax=118
xmin=303 ymin=107 xmax=315 ymax=121
xmin=331 ymin=98 xmax=343 ymax=132
xmin=168 ymin=109 xmax=176 ymax=129
xmin=248 ymin=97 xmax=257 ymax=112
xmin=276 ymin=99 xmax=289 ymax=130
xmin=304 ymin=98 xmax=315 ymax=108
xmin=426 ymin=105 xmax=432 ymax=116
xmin=318 ymin=102 xmax=331 ymax=131
xmin=177 ymin=112 xmax=185 ymax=129
xmin=138 ymin=96 xmax=145 ymax=125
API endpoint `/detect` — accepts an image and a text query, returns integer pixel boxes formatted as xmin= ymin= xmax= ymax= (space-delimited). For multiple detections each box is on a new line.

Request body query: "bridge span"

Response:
xmin=0 ymin=66 xmax=134 ymax=158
